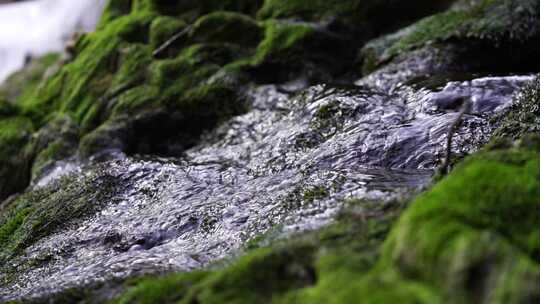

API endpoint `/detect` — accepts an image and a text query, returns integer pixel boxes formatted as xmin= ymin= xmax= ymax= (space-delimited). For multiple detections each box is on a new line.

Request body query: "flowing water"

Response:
xmin=0 ymin=73 xmax=534 ymax=301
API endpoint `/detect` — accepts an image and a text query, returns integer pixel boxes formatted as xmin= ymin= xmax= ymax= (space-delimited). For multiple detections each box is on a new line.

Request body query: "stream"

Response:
xmin=0 ymin=72 xmax=534 ymax=300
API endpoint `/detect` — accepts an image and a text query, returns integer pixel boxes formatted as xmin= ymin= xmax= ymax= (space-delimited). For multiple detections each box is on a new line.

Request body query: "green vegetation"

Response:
xmin=257 ymin=0 xmax=454 ymax=32
xmin=253 ymin=20 xmax=314 ymax=65
xmin=0 ymin=115 xmax=34 ymax=201
xmin=361 ymin=0 xmax=540 ymax=73
xmin=0 ymin=166 xmax=120 ymax=269
xmin=190 ymin=12 xmax=262 ymax=47
xmin=494 ymin=76 xmax=540 ymax=139
xmin=0 ymin=53 xmax=61 ymax=105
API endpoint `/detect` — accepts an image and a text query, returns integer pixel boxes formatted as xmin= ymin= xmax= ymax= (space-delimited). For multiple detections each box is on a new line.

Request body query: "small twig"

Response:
xmin=442 ymin=98 xmax=471 ymax=174
xmin=152 ymin=26 xmax=193 ymax=57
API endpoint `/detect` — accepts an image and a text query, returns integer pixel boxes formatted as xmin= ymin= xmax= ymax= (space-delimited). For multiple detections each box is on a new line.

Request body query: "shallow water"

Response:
xmin=0 ymin=74 xmax=534 ymax=300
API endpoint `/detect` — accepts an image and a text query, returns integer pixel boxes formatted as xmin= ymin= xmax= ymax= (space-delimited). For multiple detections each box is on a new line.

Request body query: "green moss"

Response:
xmin=0 ymin=116 xmax=34 ymax=201
xmin=98 ymin=0 xmax=133 ymax=28
xmin=112 ymin=85 xmax=161 ymax=116
xmin=302 ymin=186 xmax=329 ymax=203
xmin=190 ymin=11 xmax=263 ymax=47
xmin=0 ymin=207 xmax=32 ymax=248
xmin=116 ymin=272 xmax=210 ymax=304
xmin=30 ymin=115 xmax=80 ymax=180
xmin=0 ymin=53 xmax=61 ymax=105
xmin=257 ymin=0 xmax=360 ymax=21
xmin=132 ymin=0 xmax=264 ymax=17
xmin=13 ymin=5 xmax=253 ymax=159
xmin=21 ymin=12 xmax=155 ymax=126
xmin=150 ymin=43 xmax=240 ymax=96
xmin=374 ymin=143 xmax=540 ymax=303
xmin=494 ymin=76 xmax=540 ymax=139
xmin=252 ymin=20 xmax=313 ymax=66
xmin=257 ymin=0 xmax=454 ymax=31
xmin=79 ymin=116 xmax=131 ymax=157
xmin=361 ymin=0 xmax=540 ymax=72
xmin=0 ymin=166 xmax=121 ymax=264
xmin=240 ymin=19 xmax=365 ymax=81
xmin=149 ymin=16 xmax=187 ymax=50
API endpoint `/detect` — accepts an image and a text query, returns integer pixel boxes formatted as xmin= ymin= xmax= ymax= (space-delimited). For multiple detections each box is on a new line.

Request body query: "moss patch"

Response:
xmin=0 ymin=115 xmax=34 ymax=201
xmin=0 ymin=165 xmax=121 ymax=266
xmin=0 ymin=53 xmax=61 ymax=105
xmin=361 ymin=0 xmax=540 ymax=73
xmin=494 ymin=76 xmax=540 ymax=139
xmin=190 ymin=11 xmax=263 ymax=47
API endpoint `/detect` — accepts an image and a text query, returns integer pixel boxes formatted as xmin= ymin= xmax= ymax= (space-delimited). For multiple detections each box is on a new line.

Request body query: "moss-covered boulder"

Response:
xmin=30 ymin=115 xmax=79 ymax=181
xmin=0 ymin=113 xmax=34 ymax=202
xmin=361 ymin=0 xmax=540 ymax=78
xmin=0 ymin=163 xmax=122 ymax=269
xmin=258 ymin=0 xmax=454 ymax=35
xmin=191 ymin=11 xmax=263 ymax=47
xmin=495 ymin=76 xmax=540 ymax=140
xmin=0 ymin=53 xmax=61 ymax=105
xmin=17 ymin=6 xmax=250 ymax=159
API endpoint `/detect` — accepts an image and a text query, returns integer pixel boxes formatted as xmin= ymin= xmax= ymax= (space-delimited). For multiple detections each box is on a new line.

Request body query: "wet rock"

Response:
xmin=360 ymin=0 xmax=540 ymax=88
xmin=30 ymin=115 xmax=79 ymax=182
xmin=0 ymin=113 xmax=33 ymax=201
xmin=494 ymin=75 xmax=540 ymax=139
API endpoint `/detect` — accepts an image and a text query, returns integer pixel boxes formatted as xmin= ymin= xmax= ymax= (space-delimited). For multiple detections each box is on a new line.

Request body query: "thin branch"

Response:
xmin=152 ymin=26 xmax=193 ymax=58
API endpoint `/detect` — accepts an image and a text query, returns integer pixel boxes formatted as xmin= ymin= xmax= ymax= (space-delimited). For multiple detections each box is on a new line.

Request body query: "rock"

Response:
xmin=360 ymin=0 xmax=540 ymax=88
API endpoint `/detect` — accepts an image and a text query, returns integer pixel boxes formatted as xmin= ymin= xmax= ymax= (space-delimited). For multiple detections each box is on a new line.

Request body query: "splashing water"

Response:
xmin=0 ymin=73 xmax=533 ymax=300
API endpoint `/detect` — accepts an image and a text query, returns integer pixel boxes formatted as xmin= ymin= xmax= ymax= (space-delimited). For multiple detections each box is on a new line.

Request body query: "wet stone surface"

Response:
xmin=0 ymin=74 xmax=534 ymax=301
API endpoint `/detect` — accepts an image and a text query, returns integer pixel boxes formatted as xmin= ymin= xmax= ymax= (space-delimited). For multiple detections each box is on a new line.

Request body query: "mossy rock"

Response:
xmin=132 ymin=0 xmax=264 ymax=18
xmin=149 ymin=16 xmax=187 ymax=51
xmin=0 ymin=53 xmax=61 ymax=105
xmin=30 ymin=115 xmax=80 ymax=181
xmin=375 ymin=141 xmax=540 ymax=303
xmin=361 ymin=0 xmax=540 ymax=74
xmin=494 ymin=75 xmax=540 ymax=140
xmin=22 ymin=12 xmax=156 ymax=128
xmin=0 ymin=115 xmax=34 ymax=202
xmin=0 ymin=163 xmax=122 ymax=266
xmin=151 ymin=12 xmax=262 ymax=59
xmin=16 ymin=6 xmax=251 ymax=159
xmin=190 ymin=11 xmax=263 ymax=47
xmin=257 ymin=0 xmax=455 ymax=34
xmin=239 ymin=20 xmax=355 ymax=83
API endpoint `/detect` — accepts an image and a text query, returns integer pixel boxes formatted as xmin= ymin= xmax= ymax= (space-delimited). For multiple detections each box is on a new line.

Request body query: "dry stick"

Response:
xmin=442 ymin=98 xmax=471 ymax=174
xmin=152 ymin=26 xmax=193 ymax=57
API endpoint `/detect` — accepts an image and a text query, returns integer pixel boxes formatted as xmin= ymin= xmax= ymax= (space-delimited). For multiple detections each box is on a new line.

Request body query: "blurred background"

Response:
xmin=0 ymin=0 xmax=106 ymax=83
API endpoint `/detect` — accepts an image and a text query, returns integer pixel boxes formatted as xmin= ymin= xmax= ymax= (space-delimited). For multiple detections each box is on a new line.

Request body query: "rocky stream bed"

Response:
xmin=1 ymin=0 xmax=540 ymax=303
